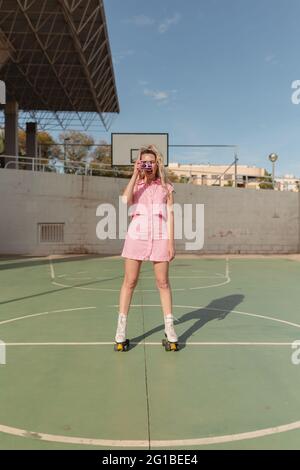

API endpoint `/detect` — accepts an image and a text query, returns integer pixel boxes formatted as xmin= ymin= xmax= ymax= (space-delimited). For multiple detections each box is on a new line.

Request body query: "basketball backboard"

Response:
xmin=111 ymin=133 xmax=169 ymax=166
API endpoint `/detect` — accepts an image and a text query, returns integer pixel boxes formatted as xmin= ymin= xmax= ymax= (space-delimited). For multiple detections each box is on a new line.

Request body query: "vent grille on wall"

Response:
xmin=38 ymin=223 xmax=64 ymax=243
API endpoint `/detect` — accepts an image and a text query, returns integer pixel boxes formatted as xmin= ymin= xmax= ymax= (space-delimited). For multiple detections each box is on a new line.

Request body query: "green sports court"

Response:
xmin=1 ymin=254 xmax=300 ymax=450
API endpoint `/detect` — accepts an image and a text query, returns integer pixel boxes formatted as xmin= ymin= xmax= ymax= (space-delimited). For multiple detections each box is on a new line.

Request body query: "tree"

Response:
xmin=58 ymin=131 xmax=94 ymax=162
xmin=91 ymin=139 xmax=111 ymax=165
xmin=179 ymin=175 xmax=189 ymax=183
xmin=166 ymin=169 xmax=181 ymax=183
xmin=9 ymin=129 xmax=57 ymax=158
xmin=38 ymin=132 xmax=60 ymax=160
xmin=258 ymin=170 xmax=274 ymax=190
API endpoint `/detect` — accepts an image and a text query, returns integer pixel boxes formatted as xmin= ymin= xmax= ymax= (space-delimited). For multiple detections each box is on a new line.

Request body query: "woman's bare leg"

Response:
xmin=119 ymin=258 xmax=142 ymax=315
xmin=153 ymin=261 xmax=172 ymax=315
xmin=153 ymin=260 xmax=178 ymax=344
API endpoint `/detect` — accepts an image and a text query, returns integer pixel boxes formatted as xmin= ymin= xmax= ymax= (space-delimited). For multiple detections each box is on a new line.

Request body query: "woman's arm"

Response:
xmin=166 ymin=190 xmax=175 ymax=261
xmin=121 ymin=160 xmax=140 ymax=205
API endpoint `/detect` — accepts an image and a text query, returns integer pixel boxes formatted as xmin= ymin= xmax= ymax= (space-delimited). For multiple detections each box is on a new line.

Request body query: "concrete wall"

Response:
xmin=0 ymin=168 xmax=299 ymax=255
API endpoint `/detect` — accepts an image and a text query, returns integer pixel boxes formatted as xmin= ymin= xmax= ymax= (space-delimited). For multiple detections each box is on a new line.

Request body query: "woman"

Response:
xmin=114 ymin=144 xmax=179 ymax=352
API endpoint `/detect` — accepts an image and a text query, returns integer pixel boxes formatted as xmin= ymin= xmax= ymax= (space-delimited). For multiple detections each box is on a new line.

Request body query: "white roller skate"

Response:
xmin=162 ymin=314 xmax=179 ymax=351
xmin=114 ymin=313 xmax=130 ymax=352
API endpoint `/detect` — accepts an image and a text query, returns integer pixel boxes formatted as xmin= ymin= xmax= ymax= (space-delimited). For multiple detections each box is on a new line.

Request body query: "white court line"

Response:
xmin=49 ymin=257 xmax=231 ymax=292
xmin=110 ymin=304 xmax=300 ymax=330
xmin=189 ymin=257 xmax=230 ymax=290
xmin=3 ymin=304 xmax=299 ymax=339
xmin=48 ymin=255 xmax=55 ymax=280
xmin=0 ymin=307 xmax=96 ymax=326
xmin=1 ymin=420 xmax=300 ymax=448
xmin=51 ymin=281 xmax=124 ymax=292
xmin=226 ymin=257 xmax=229 ymax=277
xmin=58 ymin=272 xmax=89 ymax=278
xmin=142 ymin=275 xmax=225 ymax=279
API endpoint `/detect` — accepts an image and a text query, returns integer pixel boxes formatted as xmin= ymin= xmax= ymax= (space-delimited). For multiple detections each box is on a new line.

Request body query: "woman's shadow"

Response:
xmin=130 ymin=294 xmax=244 ymax=350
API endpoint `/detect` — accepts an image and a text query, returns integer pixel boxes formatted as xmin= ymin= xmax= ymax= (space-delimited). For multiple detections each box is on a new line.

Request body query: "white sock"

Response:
xmin=164 ymin=314 xmax=178 ymax=342
xmin=115 ymin=313 xmax=128 ymax=343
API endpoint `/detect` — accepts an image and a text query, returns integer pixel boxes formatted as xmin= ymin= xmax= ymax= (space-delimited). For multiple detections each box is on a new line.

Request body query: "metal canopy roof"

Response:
xmin=0 ymin=0 xmax=119 ymax=130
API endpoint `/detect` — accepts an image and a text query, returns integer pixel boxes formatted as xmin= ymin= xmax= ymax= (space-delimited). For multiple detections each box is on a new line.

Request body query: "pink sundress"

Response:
xmin=121 ymin=177 xmax=175 ymax=261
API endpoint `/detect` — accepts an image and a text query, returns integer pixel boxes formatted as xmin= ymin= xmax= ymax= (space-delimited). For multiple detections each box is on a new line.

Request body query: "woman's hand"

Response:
xmin=133 ymin=158 xmax=142 ymax=176
xmin=168 ymin=240 xmax=175 ymax=262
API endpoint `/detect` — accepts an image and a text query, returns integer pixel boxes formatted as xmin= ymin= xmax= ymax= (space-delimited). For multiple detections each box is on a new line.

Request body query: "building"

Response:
xmin=168 ymin=163 xmax=266 ymax=189
xmin=275 ymin=174 xmax=300 ymax=192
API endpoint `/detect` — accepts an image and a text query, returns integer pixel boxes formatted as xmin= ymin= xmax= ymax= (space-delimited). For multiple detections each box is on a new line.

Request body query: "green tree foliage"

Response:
xmin=258 ymin=170 xmax=274 ymax=189
xmin=58 ymin=131 xmax=94 ymax=163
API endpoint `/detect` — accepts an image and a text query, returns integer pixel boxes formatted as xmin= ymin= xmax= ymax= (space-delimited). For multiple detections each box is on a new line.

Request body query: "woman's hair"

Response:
xmin=137 ymin=144 xmax=171 ymax=188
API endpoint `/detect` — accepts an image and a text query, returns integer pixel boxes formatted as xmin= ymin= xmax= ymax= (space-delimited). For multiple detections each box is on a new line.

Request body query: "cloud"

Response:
xmin=158 ymin=12 xmax=181 ymax=34
xmin=122 ymin=13 xmax=181 ymax=34
xmin=122 ymin=15 xmax=155 ymax=26
xmin=112 ymin=49 xmax=134 ymax=65
xmin=265 ymin=54 xmax=278 ymax=65
xmin=143 ymin=87 xmax=179 ymax=106
xmin=144 ymin=88 xmax=169 ymax=102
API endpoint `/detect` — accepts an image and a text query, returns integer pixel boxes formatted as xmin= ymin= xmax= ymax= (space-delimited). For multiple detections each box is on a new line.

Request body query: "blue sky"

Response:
xmin=99 ymin=0 xmax=300 ymax=176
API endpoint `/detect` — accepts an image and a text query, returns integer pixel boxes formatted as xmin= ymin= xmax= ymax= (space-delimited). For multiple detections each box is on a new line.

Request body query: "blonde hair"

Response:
xmin=137 ymin=144 xmax=170 ymax=189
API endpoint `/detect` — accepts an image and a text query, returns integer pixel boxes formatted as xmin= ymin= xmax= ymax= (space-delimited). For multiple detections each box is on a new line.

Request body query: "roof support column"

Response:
xmin=4 ymin=99 xmax=19 ymax=169
xmin=26 ymin=122 xmax=37 ymax=170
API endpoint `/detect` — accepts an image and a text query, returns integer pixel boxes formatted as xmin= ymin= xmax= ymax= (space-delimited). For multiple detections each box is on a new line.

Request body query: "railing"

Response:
xmin=1 ymin=150 xmax=283 ymax=190
xmin=1 ymin=155 xmax=130 ymax=177
xmin=168 ymin=144 xmax=240 ymax=187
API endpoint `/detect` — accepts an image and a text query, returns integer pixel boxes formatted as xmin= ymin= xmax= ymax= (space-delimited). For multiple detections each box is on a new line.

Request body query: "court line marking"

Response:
xmin=110 ymin=304 xmax=300 ymax=331
xmin=0 ymin=307 xmax=96 ymax=326
xmin=142 ymin=275 xmax=225 ymax=279
xmin=2 ymin=304 xmax=299 ymax=338
xmin=63 ymin=277 xmax=93 ymax=281
xmin=1 ymin=420 xmax=300 ymax=448
xmin=48 ymin=256 xmax=231 ymax=292
xmin=62 ymin=272 xmax=227 ymax=280
xmin=51 ymin=281 xmax=231 ymax=292
xmin=49 ymin=256 xmax=55 ymax=280
xmin=1 ymin=293 xmax=299 ymax=446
